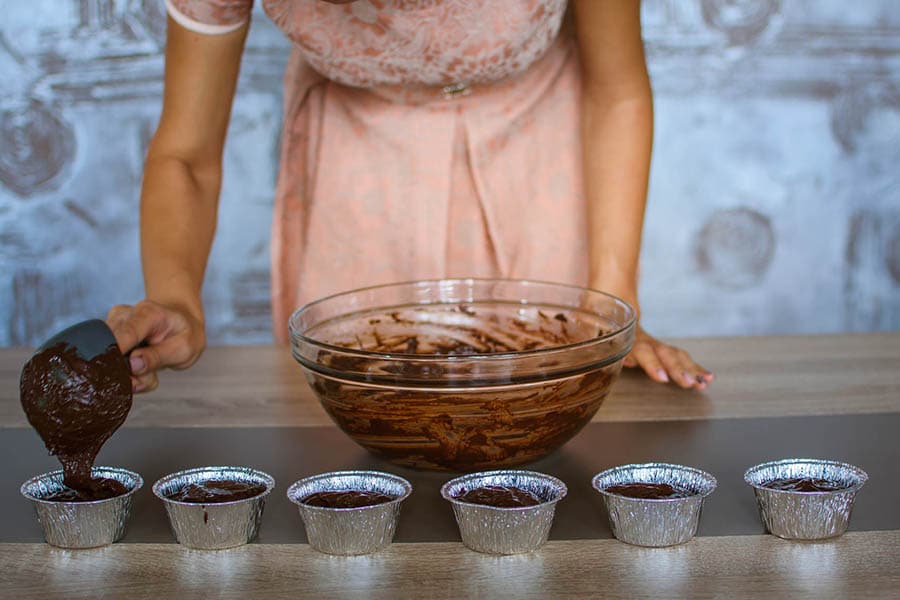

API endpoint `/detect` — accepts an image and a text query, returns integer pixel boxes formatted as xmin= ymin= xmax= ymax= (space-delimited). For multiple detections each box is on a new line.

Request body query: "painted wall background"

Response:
xmin=0 ymin=0 xmax=897 ymax=346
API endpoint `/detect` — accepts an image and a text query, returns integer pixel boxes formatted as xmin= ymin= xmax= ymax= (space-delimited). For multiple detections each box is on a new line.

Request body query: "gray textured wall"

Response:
xmin=0 ymin=0 xmax=897 ymax=347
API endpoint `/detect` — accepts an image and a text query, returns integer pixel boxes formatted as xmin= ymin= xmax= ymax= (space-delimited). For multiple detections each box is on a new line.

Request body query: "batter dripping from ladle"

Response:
xmin=20 ymin=325 xmax=133 ymax=502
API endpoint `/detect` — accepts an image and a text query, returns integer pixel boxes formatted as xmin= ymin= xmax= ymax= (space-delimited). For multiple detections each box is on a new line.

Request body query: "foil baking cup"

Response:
xmin=441 ymin=470 xmax=567 ymax=555
xmin=744 ymin=458 xmax=868 ymax=540
xmin=20 ymin=466 xmax=142 ymax=549
xmin=287 ymin=470 xmax=412 ymax=556
xmin=153 ymin=466 xmax=274 ymax=550
xmin=592 ymin=463 xmax=717 ymax=547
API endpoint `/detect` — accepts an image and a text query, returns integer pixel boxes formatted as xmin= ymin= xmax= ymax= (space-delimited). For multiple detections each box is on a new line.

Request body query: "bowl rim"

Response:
xmin=286 ymin=470 xmax=413 ymax=512
xmin=591 ymin=462 xmax=718 ymax=503
xmin=152 ymin=466 xmax=276 ymax=507
xmin=742 ymin=458 xmax=869 ymax=496
xmin=440 ymin=469 xmax=568 ymax=511
xmin=288 ymin=278 xmax=637 ymax=362
xmin=20 ymin=466 xmax=144 ymax=506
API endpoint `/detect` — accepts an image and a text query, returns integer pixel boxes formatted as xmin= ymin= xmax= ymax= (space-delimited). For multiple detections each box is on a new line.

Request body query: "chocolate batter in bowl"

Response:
xmin=290 ymin=279 xmax=636 ymax=470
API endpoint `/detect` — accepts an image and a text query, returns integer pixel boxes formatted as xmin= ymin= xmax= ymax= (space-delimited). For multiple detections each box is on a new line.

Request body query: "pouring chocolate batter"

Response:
xmin=20 ymin=321 xmax=133 ymax=501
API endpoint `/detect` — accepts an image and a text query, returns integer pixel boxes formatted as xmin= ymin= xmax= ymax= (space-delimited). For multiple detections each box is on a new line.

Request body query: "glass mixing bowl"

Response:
xmin=290 ymin=279 xmax=636 ymax=470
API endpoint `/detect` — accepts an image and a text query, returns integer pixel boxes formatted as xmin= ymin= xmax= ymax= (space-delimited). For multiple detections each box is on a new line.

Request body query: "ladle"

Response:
xmin=20 ymin=319 xmax=133 ymax=489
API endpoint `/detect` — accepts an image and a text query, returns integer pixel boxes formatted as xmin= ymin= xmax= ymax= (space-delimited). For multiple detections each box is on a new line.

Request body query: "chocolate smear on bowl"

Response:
xmin=604 ymin=482 xmax=694 ymax=500
xmin=165 ymin=480 xmax=268 ymax=503
xmin=301 ymin=490 xmax=396 ymax=509
xmin=762 ymin=477 xmax=847 ymax=493
xmin=454 ymin=485 xmax=543 ymax=507
xmin=20 ymin=341 xmax=132 ymax=496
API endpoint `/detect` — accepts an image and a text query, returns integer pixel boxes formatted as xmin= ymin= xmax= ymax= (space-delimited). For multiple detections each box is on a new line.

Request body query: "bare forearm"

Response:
xmin=140 ymin=155 xmax=220 ymax=321
xmin=573 ymin=0 xmax=652 ymax=308
xmin=137 ymin=18 xmax=247 ymax=323
xmin=581 ymin=90 xmax=653 ymax=306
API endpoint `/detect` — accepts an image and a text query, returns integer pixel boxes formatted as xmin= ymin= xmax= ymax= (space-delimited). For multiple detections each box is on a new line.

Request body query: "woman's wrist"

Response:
xmin=145 ymin=271 xmax=205 ymax=324
xmin=589 ymin=274 xmax=638 ymax=309
xmin=151 ymin=296 xmax=205 ymax=326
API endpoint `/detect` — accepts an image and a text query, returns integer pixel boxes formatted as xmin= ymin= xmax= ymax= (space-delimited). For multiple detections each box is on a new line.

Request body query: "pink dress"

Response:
xmin=167 ymin=0 xmax=587 ymax=341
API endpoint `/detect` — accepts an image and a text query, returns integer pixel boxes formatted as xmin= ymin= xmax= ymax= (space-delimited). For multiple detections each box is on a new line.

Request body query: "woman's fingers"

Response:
xmin=676 ymin=347 xmax=714 ymax=387
xmin=625 ymin=327 xmax=714 ymax=390
xmin=108 ymin=301 xmax=170 ymax=354
xmin=656 ymin=345 xmax=701 ymax=389
xmin=106 ymin=304 xmax=134 ymax=338
xmin=630 ymin=339 xmax=669 ymax=383
xmin=132 ymin=371 xmax=159 ymax=394
xmin=130 ymin=335 xmax=198 ymax=376
xmin=653 ymin=344 xmax=711 ymax=390
xmin=129 ymin=334 xmax=200 ymax=394
xmin=655 ymin=345 xmax=695 ymax=389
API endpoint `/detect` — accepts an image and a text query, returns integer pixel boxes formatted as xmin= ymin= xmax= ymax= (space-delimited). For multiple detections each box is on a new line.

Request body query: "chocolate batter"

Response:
xmin=42 ymin=478 xmax=128 ymax=503
xmin=762 ymin=477 xmax=846 ymax=492
xmin=301 ymin=490 xmax=396 ymax=508
xmin=166 ymin=479 xmax=268 ymax=503
xmin=20 ymin=341 xmax=132 ymax=494
xmin=303 ymin=303 xmax=625 ymax=470
xmin=454 ymin=485 xmax=543 ymax=507
xmin=604 ymin=482 xmax=694 ymax=499
xmin=322 ymin=305 xmax=590 ymax=357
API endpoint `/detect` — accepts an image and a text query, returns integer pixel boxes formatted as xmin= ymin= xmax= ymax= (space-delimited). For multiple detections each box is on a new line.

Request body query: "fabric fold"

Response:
xmin=271 ymin=34 xmax=588 ymax=341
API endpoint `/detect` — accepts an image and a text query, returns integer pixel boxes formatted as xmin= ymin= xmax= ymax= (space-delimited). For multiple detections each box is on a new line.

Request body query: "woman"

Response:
xmin=108 ymin=0 xmax=713 ymax=392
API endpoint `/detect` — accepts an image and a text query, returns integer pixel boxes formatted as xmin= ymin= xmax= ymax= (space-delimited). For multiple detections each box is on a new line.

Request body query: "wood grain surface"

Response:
xmin=2 ymin=532 xmax=899 ymax=599
xmin=2 ymin=334 xmax=898 ymax=428
xmin=2 ymin=334 xmax=900 ymax=597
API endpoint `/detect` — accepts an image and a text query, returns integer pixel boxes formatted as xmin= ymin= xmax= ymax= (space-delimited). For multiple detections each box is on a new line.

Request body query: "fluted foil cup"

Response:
xmin=287 ymin=470 xmax=412 ymax=555
xmin=20 ymin=466 xmax=142 ymax=549
xmin=744 ymin=458 xmax=868 ymax=540
xmin=441 ymin=470 xmax=567 ymax=555
xmin=592 ymin=463 xmax=717 ymax=547
xmin=153 ymin=466 xmax=274 ymax=550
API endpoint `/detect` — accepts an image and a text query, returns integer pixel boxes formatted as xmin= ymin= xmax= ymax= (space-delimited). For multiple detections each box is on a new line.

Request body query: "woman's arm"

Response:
xmin=107 ymin=17 xmax=249 ymax=392
xmin=573 ymin=0 xmax=712 ymax=389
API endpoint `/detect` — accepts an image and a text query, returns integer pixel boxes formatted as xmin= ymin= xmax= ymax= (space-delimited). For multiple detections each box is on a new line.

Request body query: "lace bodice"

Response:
xmin=168 ymin=0 xmax=569 ymax=87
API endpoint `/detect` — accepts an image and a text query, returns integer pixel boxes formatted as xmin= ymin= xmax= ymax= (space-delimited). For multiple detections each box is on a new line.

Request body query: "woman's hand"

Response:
xmin=624 ymin=325 xmax=713 ymax=390
xmin=106 ymin=300 xmax=206 ymax=393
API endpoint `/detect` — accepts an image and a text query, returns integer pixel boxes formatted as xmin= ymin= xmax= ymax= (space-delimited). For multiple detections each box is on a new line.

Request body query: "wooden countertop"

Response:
xmin=2 ymin=333 xmax=899 ymax=598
